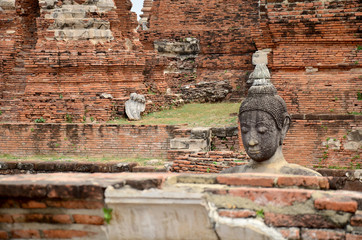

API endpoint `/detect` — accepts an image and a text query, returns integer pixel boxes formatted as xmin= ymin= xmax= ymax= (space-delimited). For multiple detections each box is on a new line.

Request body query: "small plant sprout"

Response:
xmin=357 ymin=92 xmax=362 ymax=101
xmin=35 ymin=117 xmax=46 ymax=123
xmin=103 ymin=207 xmax=113 ymax=224
xmin=256 ymin=209 xmax=265 ymax=219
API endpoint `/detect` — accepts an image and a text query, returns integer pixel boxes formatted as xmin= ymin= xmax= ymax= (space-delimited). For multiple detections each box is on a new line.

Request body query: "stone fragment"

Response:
xmin=125 ymin=93 xmax=146 ymax=121
xmin=345 ymin=129 xmax=362 ymax=151
xmin=215 ymin=218 xmax=284 ymax=240
xmin=0 ymin=0 xmax=15 ymax=10
xmin=99 ymin=93 xmax=113 ymax=99
xmin=252 ymin=49 xmax=271 ymax=65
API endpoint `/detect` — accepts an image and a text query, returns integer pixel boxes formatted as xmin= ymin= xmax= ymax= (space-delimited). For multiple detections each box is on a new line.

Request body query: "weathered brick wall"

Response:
xmin=284 ymin=115 xmax=362 ymax=168
xmin=172 ymin=151 xmax=248 ymax=173
xmin=0 ymin=173 xmax=111 ymax=239
xmin=237 ymin=114 xmax=362 ymax=168
xmin=0 ymin=123 xmax=176 ymax=158
xmin=0 ymin=0 xmax=168 ymax=123
xmin=1 ymin=173 xmax=361 ymax=239
xmin=253 ymin=0 xmax=361 ymax=115
xmin=139 ymin=0 xmax=259 ymax=98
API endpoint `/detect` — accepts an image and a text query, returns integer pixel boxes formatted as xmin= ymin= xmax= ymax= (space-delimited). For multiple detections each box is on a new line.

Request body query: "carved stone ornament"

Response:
xmin=125 ymin=93 xmax=146 ymax=121
xmin=222 ymin=50 xmax=321 ymax=176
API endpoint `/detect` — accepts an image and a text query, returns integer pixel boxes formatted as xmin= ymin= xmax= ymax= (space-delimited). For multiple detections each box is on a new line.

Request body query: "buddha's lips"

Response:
xmin=248 ymin=150 xmax=260 ymax=154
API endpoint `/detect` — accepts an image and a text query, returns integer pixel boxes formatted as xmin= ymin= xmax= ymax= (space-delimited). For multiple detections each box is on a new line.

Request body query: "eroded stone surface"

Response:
xmin=125 ymin=93 xmax=146 ymax=121
xmin=40 ymin=0 xmax=115 ymax=42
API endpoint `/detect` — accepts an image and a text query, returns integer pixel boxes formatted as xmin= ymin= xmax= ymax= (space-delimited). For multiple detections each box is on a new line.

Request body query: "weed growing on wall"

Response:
xmin=34 ymin=117 xmax=46 ymax=123
xmin=65 ymin=114 xmax=73 ymax=123
xmin=256 ymin=209 xmax=264 ymax=219
xmin=103 ymin=207 xmax=113 ymax=224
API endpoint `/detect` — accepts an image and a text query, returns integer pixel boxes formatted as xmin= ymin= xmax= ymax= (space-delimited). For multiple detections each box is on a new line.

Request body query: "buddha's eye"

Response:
xmin=241 ymin=127 xmax=249 ymax=133
xmin=257 ymin=126 xmax=268 ymax=134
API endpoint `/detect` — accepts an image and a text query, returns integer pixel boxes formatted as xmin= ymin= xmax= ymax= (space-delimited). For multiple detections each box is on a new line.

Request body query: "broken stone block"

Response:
xmin=252 ymin=49 xmax=271 ymax=65
xmin=125 ymin=93 xmax=146 ymax=121
xmin=322 ymin=138 xmax=341 ymax=150
xmin=345 ymin=129 xmax=362 ymax=151
xmin=0 ymin=0 xmax=15 ymax=10
xmin=99 ymin=93 xmax=113 ymax=99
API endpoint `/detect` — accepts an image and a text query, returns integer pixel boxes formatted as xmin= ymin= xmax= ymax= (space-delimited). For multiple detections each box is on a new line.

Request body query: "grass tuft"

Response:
xmin=108 ymin=102 xmax=240 ymax=127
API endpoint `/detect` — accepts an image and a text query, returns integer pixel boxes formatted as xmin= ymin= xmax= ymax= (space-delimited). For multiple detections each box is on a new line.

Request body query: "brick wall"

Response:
xmin=237 ymin=114 xmax=362 ymax=168
xmin=1 ymin=173 xmax=361 ymax=239
xmin=253 ymin=0 xmax=361 ymax=115
xmin=172 ymin=151 xmax=248 ymax=173
xmin=0 ymin=173 xmax=113 ymax=239
xmin=139 ymin=0 xmax=259 ymax=98
xmin=0 ymin=123 xmax=176 ymax=158
xmin=0 ymin=0 xmax=168 ymax=123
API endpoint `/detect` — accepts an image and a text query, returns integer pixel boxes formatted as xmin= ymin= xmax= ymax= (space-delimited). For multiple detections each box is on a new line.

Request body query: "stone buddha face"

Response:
xmin=240 ymin=110 xmax=289 ymax=162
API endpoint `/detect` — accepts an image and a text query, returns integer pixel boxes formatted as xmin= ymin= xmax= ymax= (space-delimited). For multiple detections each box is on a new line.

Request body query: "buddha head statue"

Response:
xmin=222 ymin=50 xmax=321 ymax=176
xmin=239 ymin=62 xmax=290 ymax=163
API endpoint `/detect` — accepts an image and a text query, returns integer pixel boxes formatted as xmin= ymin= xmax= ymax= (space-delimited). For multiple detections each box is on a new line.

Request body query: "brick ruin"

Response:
xmin=0 ymin=1 xmax=361 ymax=239
xmin=0 ymin=173 xmax=361 ymax=239
xmin=0 ymin=0 xmax=173 ymax=123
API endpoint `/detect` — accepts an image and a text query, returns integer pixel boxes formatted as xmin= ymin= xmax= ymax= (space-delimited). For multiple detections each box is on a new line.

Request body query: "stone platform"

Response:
xmin=0 ymin=172 xmax=361 ymax=239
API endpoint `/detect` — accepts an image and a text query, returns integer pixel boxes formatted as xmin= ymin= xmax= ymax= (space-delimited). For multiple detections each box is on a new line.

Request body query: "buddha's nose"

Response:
xmin=249 ymin=139 xmax=258 ymax=146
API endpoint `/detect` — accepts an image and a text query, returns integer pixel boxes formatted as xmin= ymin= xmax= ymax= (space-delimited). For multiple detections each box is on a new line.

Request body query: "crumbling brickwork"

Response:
xmin=0 ymin=173 xmax=361 ymax=239
xmin=139 ymin=0 xmax=259 ymax=99
xmin=0 ymin=0 xmax=167 ymax=122
xmin=252 ymin=0 xmax=361 ymax=115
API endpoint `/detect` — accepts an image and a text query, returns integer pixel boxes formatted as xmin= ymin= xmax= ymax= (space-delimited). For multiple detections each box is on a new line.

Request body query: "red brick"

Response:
xmin=346 ymin=233 xmax=362 ymax=240
xmin=0 ymin=231 xmax=8 ymax=239
xmin=277 ymin=228 xmax=300 ymax=240
xmin=11 ymin=214 xmax=25 ymax=223
xmin=21 ymin=200 xmax=46 ymax=209
xmin=218 ymin=209 xmax=256 ymax=218
xmin=11 ymin=230 xmax=40 ymax=239
xmin=351 ymin=212 xmax=362 ymax=226
xmin=301 ymin=229 xmax=345 ymax=240
xmin=50 ymin=215 xmax=72 ymax=224
xmin=46 ymin=200 xmax=104 ymax=209
xmin=314 ymin=197 xmax=357 ymax=213
xmin=228 ymin=188 xmax=312 ymax=207
xmin=42 ymin=229 xmax=91 ymax=239
xmin=265 ymin=213 xmax=338 ymax=228
xmin=0 ymin=214 xmax=13 ymax=223
xmin=277 ymin=176 xmax=327 ymax=189
xmin=217 ymin=175 xmax=275 ymax=187
xmin=73 ymin=215 xmax=104 ymax=225
xmin=0 ymin=199 xmax=19 ymax=208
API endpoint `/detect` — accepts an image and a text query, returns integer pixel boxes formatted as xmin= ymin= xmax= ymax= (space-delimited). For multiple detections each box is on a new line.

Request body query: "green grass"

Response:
xmin=108 ymin=102 xmax=240 ymax=127
xmin=0 ymin=154 xmax=166 ymax=166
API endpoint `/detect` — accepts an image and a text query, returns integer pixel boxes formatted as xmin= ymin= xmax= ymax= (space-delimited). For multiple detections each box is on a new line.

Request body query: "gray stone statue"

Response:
xmin=125 ymin=93 xmax=146 ymax=121
xmin=222 ymin=51 xmax=321 ymax=176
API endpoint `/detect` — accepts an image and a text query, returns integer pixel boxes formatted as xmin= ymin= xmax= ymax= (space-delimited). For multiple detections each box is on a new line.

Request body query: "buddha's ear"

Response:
xmin=280 ymin=116 xmax=291 ymax=145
